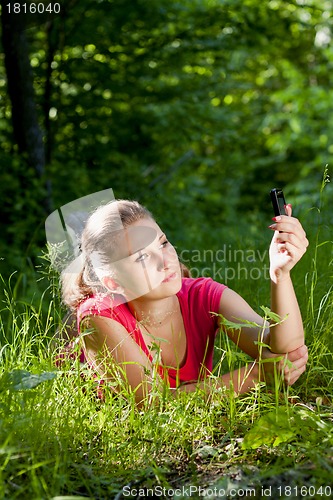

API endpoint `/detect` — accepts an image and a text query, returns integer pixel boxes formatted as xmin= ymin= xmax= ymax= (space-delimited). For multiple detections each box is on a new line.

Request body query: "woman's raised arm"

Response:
xmin=267 ymin=205 xmax=308 ymax=353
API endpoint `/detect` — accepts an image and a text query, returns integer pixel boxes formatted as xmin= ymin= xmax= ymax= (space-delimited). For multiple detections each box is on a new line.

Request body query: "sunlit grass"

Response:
xmin=0 ymin=180 xmax=332 ymax=497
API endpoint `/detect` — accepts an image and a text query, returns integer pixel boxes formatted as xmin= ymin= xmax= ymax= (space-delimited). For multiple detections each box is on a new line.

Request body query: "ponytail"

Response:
xmin=61 ymin=255 xmax=104 ymax=310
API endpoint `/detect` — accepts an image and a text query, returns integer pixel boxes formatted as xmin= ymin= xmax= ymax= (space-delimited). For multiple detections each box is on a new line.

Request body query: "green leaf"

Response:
xmin=242 ymin=407 xmax=333 ymax=450
xmin=253 ymin=341 xmax=271 ymax=348
xmin=242 ymin=408 xmax=295 ymax=450
xmin=1 ymin=369 xmax=57 ymax=391
xmin=214 ymin=313 xmax=259 ymax=331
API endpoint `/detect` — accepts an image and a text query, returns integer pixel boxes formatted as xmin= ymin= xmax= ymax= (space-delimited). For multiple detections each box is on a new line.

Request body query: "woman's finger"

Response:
xmin=275 ymin=242 xmax=307 ymax=260
xmin=270 ymin=218 xmax=308 ymax=241
xmin=285 ymin=204 xmax=292 ymax=217
xmin=285 ymin=364 xmax=306 ymax=385
xmin=287 ymin=345 xmax=308 ymax=362
xmin=289 ymin=363 xmax=307 ymax=384
xmin=280 ymin=355 xmax=308 ymax=373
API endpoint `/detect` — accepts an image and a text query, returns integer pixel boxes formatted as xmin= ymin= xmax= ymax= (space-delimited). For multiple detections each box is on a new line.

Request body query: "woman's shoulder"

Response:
xmin=77 ymin=293 xmax=126 ymax=321
xmin=178 ymin=277 xmax=228 ymax=308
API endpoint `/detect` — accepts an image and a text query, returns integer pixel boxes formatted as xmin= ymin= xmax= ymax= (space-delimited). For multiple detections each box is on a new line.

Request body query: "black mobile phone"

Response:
xmin=270 ymin=188 xmax=287 ymax=216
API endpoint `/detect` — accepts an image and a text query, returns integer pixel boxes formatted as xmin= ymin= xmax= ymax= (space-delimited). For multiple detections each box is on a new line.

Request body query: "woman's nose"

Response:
xmin=155 ymin=249 xmax=169 ymax=271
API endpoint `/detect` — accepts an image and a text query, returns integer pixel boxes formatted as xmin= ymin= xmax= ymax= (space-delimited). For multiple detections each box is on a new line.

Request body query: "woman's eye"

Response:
xmin=135 ymin=252 xmax=149 ymax=263
xmin=160 ymin=240 xmax=169 ymax=249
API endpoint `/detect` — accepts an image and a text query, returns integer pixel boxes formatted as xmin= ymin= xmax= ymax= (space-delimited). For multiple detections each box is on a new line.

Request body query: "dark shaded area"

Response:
xmin=0 ymin=0 xmax=332 ymax=293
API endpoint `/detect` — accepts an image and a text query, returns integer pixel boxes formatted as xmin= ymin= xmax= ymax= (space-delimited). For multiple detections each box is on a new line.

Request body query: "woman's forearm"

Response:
xmin=269 ymin=273 xmax=304 ymax=353
xmin=177 ymin=363 xmax=260 ymax=396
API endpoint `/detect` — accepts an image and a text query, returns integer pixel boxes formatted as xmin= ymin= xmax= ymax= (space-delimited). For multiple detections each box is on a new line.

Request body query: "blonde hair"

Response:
xmin=61 ymin=199 xmax=190 ymax=310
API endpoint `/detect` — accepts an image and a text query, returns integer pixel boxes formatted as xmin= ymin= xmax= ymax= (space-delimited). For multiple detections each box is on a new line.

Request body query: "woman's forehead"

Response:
xmin=110 ymin=224 xmax=158 ymax=261
xmin=131 ymin=217 xmax=162 ymax=233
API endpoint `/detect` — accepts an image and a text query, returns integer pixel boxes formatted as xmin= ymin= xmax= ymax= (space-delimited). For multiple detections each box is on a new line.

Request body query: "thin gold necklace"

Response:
xmin=138 ymin=304 xmax=179 ymax=328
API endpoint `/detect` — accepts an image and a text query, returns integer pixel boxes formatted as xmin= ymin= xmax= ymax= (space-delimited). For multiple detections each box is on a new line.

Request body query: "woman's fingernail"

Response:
xmin=272 ymin=216 xmax=282 ymax=221
xmin=268 ymin=224 xmax=277 ymax=229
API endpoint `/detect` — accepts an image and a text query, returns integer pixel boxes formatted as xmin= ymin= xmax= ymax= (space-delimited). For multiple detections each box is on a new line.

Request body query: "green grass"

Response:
xmin=0 ymin=184 xmax=333 ymax=499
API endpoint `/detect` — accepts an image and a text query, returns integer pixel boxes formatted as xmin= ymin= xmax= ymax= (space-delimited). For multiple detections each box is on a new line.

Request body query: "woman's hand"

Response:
xmin=259 ymin=344 xmax=308 ymax=386
xmin=268 ymin=205 xmax=309 ymax=283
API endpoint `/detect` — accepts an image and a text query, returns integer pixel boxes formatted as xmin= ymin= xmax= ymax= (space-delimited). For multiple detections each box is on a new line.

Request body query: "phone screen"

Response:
xmin=270 ymin=188 xmax=287 ymax=216
xmin=277 ymin=191 xmax=286 ymax=215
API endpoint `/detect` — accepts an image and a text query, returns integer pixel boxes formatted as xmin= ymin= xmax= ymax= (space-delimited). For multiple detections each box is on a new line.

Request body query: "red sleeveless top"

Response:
xmin=78 ymin=277 xmax=227 ymax=387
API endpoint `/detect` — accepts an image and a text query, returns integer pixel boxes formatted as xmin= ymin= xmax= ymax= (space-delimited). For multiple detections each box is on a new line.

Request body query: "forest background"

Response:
xmin=0 ymin=0 xmax=332 ymax=294
xmin=0 ymin=0 xmax=333 ymax=498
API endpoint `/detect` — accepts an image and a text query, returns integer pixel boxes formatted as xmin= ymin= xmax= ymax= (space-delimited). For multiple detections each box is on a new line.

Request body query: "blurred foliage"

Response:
xmin=0 ymin=0 xmax=332 ymax=294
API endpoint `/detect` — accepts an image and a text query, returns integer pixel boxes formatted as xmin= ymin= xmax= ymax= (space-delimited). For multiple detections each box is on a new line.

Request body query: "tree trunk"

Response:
xmin=1 ymin=2 xmax=46 ymax=179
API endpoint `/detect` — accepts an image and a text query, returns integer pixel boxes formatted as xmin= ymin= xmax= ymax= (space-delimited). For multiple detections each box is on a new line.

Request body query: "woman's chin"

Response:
xmin=125 ymin=275 xmax=182 ymax=301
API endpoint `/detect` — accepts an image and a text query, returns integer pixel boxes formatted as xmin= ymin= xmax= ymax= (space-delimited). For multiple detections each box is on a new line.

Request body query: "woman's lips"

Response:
xmin=162 ymin=272 xmax=177 ymax=283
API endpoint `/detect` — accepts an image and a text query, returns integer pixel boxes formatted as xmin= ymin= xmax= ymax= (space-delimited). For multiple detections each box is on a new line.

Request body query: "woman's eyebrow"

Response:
xmin=133 ymin=232 xmax=164 ymax=254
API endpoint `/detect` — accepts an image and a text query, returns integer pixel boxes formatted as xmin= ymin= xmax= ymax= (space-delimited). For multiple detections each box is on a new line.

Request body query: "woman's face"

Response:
xmin=107 ymin=218 xmax=182 ymax=301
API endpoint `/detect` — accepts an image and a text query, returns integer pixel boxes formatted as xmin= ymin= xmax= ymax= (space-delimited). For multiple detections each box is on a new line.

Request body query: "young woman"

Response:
xmin=61 ymin=199 xmax=309 ymax=405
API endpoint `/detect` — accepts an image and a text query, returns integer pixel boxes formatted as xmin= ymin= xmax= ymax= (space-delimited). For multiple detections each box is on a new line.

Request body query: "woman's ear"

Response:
xmin=102 ymin=276 xmax=125 ymax=295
